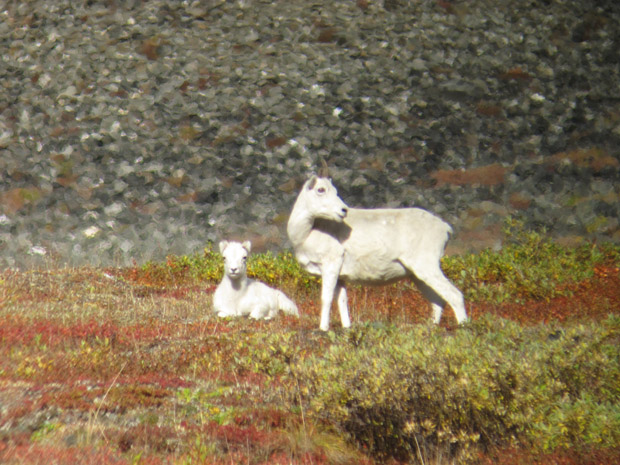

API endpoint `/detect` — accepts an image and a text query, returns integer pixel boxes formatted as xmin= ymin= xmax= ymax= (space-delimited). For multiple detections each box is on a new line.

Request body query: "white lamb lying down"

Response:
xmin=213 ymin=240 xmax=299 ymax=320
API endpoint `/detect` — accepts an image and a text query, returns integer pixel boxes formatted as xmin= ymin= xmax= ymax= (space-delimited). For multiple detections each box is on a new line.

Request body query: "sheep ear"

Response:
xmin=242 ymin=241 xmax=251 ymax=253
xmin=307 ymin=176 xmax=317 ymax=190
xmin=218 ymin=241 xmax=228 ymax=254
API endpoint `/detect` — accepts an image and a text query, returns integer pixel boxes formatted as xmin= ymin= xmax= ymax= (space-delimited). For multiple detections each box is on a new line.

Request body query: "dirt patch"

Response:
xmin=547 ymin=148 xmax=619 ymax=173
xmin=431 ymin=164 xmax=507 ymax=187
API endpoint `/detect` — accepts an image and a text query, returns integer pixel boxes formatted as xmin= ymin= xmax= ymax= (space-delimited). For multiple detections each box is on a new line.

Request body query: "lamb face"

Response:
xmin=219 ymin=240 xmax=251 ymax=280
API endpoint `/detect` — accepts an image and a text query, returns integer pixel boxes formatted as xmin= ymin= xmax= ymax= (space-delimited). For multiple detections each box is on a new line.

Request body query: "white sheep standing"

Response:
xmin=213 ymin=240 xmax=299 ymax=320
xmin=287 ymin=175 xmax=468 ymax=331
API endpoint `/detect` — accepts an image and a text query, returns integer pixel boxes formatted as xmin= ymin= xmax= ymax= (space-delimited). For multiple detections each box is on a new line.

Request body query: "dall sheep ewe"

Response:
xmin=287 ymin=175 xmax=468 ymax=331
xmin=213 ymin=240 xmax=299 ymax=320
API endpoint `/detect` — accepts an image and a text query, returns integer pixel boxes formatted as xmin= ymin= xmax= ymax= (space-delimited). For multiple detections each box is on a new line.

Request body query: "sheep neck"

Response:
xmin=287 ymin=197 xmax=315 ymax=249
xmin=226 ymin=274 xmax=247 ymax=291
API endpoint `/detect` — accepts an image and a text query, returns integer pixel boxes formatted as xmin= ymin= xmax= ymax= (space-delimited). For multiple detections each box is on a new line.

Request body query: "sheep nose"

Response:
xmin=341 ymin=207 xmax=348 ymax=217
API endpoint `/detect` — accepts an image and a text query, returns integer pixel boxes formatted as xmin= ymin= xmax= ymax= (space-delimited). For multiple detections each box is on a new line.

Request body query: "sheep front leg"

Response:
xmin=335 ymin=282 xmax=351 ymax=329
xmin=319 ymin=264 xmax=342 ymax=331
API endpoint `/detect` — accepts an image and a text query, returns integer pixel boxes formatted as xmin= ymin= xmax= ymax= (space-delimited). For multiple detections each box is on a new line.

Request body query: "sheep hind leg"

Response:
xmin=411 ymin=275 xmax=448 ymax=324
xmin=406 ymin=262 xmax=468 ymax=324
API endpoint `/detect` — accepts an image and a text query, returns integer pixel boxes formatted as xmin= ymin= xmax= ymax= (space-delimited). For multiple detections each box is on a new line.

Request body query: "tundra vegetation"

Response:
xmin=0 ymin=220 xmax=619 ymax=465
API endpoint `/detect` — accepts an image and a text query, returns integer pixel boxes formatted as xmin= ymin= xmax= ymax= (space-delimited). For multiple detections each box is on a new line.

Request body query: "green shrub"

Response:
xmin=139 ymin=244 xmax=224 ymax=284
xmin=247 ymin=249 xmax=319 ymax=290
xmin=442 ymin=218 xmax=618 ymax=303
xmin=284 ymin=315 xmax=620 ymax=463
xmin=140 ymin=243 xmax=319 ymax=290
xmin=138 ymin=218 xmax=618 ymax=304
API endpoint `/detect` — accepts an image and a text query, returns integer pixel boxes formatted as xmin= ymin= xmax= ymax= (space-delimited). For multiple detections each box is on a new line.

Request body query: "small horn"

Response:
xmin=319 ymin=158 xmax=330 ymax=178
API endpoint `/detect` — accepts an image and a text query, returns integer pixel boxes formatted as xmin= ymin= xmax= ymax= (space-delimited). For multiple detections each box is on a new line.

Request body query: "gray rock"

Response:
xmin=0 ymin=0 xmax=618 ymax=268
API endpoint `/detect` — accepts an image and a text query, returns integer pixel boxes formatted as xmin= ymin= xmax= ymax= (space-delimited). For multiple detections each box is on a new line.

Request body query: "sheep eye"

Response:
xmin=317 ymin=187 xmax=326 ymax=194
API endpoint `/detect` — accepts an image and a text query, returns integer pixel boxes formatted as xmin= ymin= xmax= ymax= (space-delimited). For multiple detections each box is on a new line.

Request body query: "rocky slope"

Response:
xmin=1 ymin=0 xmax=619 ymax=268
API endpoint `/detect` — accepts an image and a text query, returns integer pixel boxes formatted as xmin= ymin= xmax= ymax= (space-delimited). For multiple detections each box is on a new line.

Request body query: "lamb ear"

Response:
xmin=242 ymin=241 xmax=251 ymax=253
xmin=218 ymin=241 xmax=228 ymax=254
xmin=307 ymin=175 xmax=317 ymax=190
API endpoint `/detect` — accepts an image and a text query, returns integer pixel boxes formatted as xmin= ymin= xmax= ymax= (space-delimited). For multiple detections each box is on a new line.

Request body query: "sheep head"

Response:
xmin=219 ymin=240 xmax=251 ymax=280
xmin=303 ymin=176 xmax=348 ymax=222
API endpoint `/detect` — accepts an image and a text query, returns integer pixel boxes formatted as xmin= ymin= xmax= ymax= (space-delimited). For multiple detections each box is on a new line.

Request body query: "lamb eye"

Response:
xmin=317 ymin=187 xmax=326 ymax=194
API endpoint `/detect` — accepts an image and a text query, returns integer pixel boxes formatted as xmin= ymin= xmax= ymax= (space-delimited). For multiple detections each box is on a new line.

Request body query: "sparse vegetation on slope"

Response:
xmin=0 ymin=225 xmax=618 ymax=464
